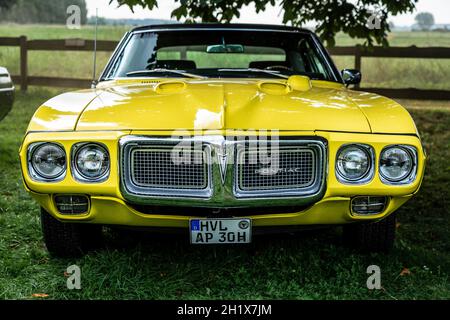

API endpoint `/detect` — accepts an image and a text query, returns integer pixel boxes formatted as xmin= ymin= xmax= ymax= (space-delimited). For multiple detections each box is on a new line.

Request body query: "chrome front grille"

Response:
xmin=121 ymin=137 xmax=212 ymax=198
xmin=233 ymin=141 xmax=325 ymax=199
xmin=120 ymin=136 xmax=326 ymax=205
xmin=131 ymin=148 xmax=207 ymax=189
xmin=237 ymin=147 xmax=315 ymax=191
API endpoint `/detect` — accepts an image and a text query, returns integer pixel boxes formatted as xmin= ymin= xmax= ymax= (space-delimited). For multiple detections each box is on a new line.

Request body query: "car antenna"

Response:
xmin=91 ymin=8 xmax=98 ymax=89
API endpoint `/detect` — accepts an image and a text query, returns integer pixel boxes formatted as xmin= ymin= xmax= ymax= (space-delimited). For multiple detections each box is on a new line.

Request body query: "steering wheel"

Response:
xmin=265 ymin=65 xmax=292 ymax=72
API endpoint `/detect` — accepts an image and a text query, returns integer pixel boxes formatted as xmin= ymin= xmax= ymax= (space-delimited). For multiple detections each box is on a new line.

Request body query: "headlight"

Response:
xmin=29 ymin=143 xmax=66 ymax=181
xmin=379 ymin=146 xmax=415 ymax=183
xmin=72 ymin=143 xmax=110 ymax=182
xmin=336 ymin=144 xmax=373 ymax=183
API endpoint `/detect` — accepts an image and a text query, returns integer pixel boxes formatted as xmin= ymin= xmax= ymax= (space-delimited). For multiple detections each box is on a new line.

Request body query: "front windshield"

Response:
xmin=105 ymin=29 xmax=337 ymax=81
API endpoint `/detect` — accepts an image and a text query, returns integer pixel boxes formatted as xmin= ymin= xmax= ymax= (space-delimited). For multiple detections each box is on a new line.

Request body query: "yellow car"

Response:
xmin=19 ymin=24 xmax=425 ymax=256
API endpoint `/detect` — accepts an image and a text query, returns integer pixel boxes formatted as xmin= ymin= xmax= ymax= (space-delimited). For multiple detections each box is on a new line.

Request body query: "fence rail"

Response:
xmin=1 ymin=36 xmax=450 ymax=100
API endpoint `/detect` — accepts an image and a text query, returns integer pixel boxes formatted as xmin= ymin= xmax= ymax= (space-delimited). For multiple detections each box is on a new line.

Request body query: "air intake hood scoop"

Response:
xmin=155 ymin=80 xmax=187 ymax=94
xmin=258 ymin=75 xmax=311 ymax=95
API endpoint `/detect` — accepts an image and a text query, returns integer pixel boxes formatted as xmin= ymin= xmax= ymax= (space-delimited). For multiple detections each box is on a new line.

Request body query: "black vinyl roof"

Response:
xmin=131 ymin=23 xmax=313 ymax=34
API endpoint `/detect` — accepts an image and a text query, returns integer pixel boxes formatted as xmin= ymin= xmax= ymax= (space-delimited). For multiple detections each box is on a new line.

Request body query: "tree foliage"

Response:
xmin=415 ymin=12 xmax=435 ymax=31
xmin=0 ymin=0 xmax=87 ymax=24
xmin=0 ymin=0 xmax=16 ymax=10
xmin=113 ymin=0 xmax=417 ymax=47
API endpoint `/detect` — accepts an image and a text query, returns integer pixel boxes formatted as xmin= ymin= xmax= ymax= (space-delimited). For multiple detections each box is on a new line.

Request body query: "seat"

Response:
xmin=152 ymin=60 xmax=197 ymax=70
xmin=248 ymin=60 xmax=290 ymax=69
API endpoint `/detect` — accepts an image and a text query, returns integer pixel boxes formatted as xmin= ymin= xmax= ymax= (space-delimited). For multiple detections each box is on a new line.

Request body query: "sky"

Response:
xmin=85 ymin=0 xmax=450 ymax=26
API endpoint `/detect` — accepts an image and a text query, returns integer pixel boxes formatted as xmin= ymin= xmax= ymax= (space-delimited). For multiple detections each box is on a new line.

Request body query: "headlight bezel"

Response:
xmin=27 ymin=142 xmax=67 ymax=182
xmin=379 ymin=145 xmax=417 ymax=185
xmin=335 ymin=143 xmax=375 ymax=184
xmin=71 ymin=142 xmax=110 ymax=183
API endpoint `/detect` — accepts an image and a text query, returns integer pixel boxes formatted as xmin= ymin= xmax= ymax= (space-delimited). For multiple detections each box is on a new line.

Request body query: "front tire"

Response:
xmin=343 ymin=213 xmax=396 ymax=253
xmin=40 ymin=208 xmax=103 ymax=257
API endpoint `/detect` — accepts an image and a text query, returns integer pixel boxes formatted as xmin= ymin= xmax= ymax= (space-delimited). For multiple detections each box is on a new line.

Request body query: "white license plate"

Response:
xmin=190 ymin=218 xmax=252 ymax=244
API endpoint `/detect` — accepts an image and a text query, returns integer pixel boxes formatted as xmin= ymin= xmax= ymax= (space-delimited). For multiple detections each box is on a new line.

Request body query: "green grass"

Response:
xmin=0 ymin=24 xmax=450 ymax=89
xmin=0 ymin=88 xmax=449 ymax=299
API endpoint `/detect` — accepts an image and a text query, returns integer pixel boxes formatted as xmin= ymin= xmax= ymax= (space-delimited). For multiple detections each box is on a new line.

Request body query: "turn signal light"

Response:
xmin=351 ymin=196 xmax=387 ymax=215
xmin=54 ymin=195 xmax=89 ymax=215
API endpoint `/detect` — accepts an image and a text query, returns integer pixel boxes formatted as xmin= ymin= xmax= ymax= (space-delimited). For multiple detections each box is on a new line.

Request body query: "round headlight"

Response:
xmin=31 ymin=143 xmax=66 ymax=179
xmin=380 ymin=146 xmax=413 ymax=182
xmin=336 ymin=145 xmax=371 ymax=181
xmin=74 ymin=143 xmax=109 ymax=180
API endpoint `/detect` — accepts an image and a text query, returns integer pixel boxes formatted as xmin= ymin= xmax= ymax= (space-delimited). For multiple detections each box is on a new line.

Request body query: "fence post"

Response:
xmin=180 ymin=47 xmax=187 ymax=60
xmin=19 ymin=35 xmax=28 ymax=91
xmin=354 ymin=46 xmax=362 ymax=89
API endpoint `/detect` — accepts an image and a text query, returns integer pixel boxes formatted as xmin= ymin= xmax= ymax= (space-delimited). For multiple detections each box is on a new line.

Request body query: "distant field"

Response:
xmin=0 ymin=24 xmax=450 ymax=89
xmin=0 ymin=24 xmax=129 ymax=40
xmin=1 ymin=24 xmax=449 ymax=45
xmin=0 ymin=24 xmax=129 ymax=79
xmin=334 ymin=31 xmax=450 ymax=90
xmin=336 ymin=30 xmax=450 ymax=47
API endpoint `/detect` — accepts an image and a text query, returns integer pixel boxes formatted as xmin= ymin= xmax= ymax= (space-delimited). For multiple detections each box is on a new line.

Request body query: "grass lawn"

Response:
xmin=0 ymin=87 xmax=448 ymax=300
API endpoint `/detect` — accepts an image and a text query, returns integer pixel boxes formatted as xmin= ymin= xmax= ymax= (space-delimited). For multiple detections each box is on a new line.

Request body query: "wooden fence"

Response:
xmin=1 ymin=36 xmax=450 ymax=100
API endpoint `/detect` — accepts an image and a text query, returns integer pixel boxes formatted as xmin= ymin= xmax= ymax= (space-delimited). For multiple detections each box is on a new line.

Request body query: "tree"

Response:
xmin=0 ymin=0 xmax=16 ymax=10
xmin=112 ymin=0 xmax=418 ymax=46
xmin=0 ymin=0 xmax=87 ymax=24
xmin=415 ymin=12 xmax=435 ymax=31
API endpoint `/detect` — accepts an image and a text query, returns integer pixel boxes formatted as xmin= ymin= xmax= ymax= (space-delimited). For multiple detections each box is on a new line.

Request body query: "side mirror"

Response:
xmin=341 ymin=69 xmax=361 ymax=86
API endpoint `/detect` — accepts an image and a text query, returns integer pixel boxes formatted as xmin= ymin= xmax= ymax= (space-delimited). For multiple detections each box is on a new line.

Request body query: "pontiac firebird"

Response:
xmin=19 ymin=24 xmax=426 ymax=256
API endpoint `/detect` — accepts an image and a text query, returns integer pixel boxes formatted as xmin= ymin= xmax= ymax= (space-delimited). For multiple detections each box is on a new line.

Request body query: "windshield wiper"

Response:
xmin=218 ymin=68 xmax=289 ymax=79
xmin=126 ymin=68 xmax=206 ymax=79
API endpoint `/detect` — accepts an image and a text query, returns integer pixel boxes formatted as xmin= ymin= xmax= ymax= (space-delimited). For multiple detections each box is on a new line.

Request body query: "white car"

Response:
xmin=0 ymin=66 xmax=14 ymax=121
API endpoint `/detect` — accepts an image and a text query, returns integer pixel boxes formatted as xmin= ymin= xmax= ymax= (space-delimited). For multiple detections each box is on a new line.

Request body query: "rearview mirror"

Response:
xmin=206 ymin=44 xmax=244 ymax=53
xmin=341 ymin=69 xmax=362 ymax=86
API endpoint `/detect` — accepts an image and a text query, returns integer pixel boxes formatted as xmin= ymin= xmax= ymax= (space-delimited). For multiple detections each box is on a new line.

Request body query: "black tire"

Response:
xmin=343 ymin=213 xmax=396 ymax=253
xmin=40 ymin=208 xmax=103 ymax=257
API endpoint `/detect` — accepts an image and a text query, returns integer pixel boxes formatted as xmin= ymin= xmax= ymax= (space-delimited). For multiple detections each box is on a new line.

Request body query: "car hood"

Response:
xmin=28 ymin=79 xmax=418 ymax=134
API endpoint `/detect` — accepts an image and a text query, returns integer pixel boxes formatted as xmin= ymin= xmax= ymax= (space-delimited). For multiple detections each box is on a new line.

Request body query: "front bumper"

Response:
xmin=28 ymin=190 xmax=414 ymax=227
xmin=19 ymin=130 xmax=426 ymax=227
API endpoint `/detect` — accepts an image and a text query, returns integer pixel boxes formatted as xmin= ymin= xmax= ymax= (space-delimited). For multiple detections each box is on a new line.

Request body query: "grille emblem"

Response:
xmin=255 ymin=167 xmax=302 ymax=175
xmin=217 ymin=140 xmax=228 ymax=184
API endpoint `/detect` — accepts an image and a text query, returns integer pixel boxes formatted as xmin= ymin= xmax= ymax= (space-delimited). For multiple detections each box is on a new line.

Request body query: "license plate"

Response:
xmin=190 ymin=218 xmax=252 ymax=244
